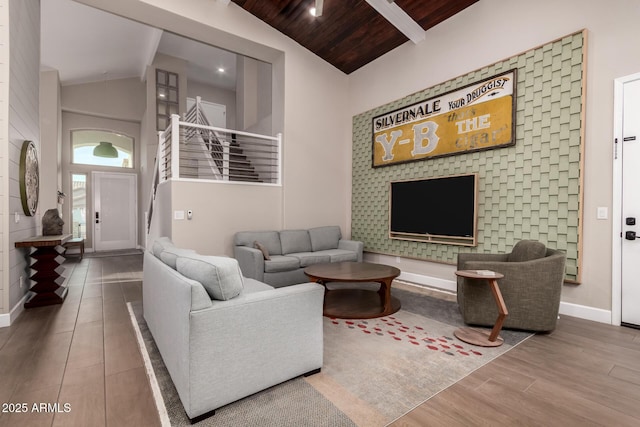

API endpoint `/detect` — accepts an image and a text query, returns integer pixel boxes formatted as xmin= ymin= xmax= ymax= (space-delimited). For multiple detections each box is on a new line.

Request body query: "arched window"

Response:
xmin=71 ymin=129 xmax=134 ymax=168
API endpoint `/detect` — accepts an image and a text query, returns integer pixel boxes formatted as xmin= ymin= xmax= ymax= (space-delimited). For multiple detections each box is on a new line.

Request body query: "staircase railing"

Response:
xmin=146 ymin=125 xmax=174 ymax=234
xmin=146 ymin=109 xmax=281 ymax=232
xmin=164 ymin=114 xmax=281 ymax=183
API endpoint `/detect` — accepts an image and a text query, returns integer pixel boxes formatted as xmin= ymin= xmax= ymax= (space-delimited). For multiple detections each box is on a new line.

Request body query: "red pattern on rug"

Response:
xmin=329 ymin=315 xmax=484 ymax=357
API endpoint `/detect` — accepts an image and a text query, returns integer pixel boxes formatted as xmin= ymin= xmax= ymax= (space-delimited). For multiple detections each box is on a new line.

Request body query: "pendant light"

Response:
xmin=93 ymin=141 xmax=118 ymax=158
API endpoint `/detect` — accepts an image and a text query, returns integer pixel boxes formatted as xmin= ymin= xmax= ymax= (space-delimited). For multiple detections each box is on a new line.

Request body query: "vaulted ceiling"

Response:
xmin=41 ymin=0 xmax=239 ymax=88
xmin=41 ymin=0 xmax=479 ymax=87
xmin=230 ymin=0 xmax=479 ymax=74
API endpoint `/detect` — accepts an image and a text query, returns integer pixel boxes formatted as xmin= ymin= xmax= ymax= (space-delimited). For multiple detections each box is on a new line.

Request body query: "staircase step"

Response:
xmin=184 ymin=130 xmax=266 ymax=182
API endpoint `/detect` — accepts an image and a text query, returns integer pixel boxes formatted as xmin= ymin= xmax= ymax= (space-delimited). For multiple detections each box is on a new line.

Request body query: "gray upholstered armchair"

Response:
xmin=456 ymin=240 xmax=566 ymax=332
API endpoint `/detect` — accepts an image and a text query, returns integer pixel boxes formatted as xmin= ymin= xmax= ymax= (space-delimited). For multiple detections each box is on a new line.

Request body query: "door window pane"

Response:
xmin=71 ymin=130 xmax=134 ymax=168
xmin=71 ymin=174 xmax=87 ymax=239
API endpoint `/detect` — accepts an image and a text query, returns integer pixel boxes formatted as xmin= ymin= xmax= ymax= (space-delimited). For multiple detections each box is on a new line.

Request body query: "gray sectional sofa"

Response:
xmin=233 ymin=226 xmax=364 ymax=287
xmin=143 ymin=237 xmax=324 ymax=421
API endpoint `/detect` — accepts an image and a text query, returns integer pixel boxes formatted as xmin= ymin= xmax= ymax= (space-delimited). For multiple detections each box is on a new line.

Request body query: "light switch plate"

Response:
xmin=174 ymin=210 xmax=185 ymax=220
xmin=596 ymin=207 xmax=608 ymax=220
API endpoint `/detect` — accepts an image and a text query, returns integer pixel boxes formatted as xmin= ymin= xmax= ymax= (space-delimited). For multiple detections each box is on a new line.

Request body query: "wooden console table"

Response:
xmin=15 ymin=234 xmax=71 ymax=308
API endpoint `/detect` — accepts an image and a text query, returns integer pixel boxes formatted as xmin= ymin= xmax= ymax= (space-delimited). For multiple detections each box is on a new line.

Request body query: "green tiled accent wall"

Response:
xmin=352 ymin=31 xmax=584 ymax=282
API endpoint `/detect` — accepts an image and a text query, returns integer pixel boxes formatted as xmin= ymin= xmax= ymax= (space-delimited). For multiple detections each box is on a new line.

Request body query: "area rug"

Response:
xmin=128 ymin=285 xmax=531 ymax=426
xmin=321 ymin=287 xmax=530 ymax=425
xmin=128 ymin=302 xmax=355 ymax=427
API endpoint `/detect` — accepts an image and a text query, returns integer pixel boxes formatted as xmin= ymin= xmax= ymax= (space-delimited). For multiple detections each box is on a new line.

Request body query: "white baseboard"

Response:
xmin=397 ymin=271 xmax=457 ymax=293
xmin=559 ymin=301 xmax=612 ymax=324
xmin=397 ymin=272 xmax=613 ymax=325
xmin=0 ymin=313 xmax=8 ymax=328
xmin=0 ymin=293 xmax=29 ymax=328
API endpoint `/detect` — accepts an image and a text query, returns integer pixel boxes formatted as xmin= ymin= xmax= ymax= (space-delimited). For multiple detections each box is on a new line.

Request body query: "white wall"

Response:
xmin=5 ymin=0 xmax=40 ymax=314
xmin=142 ymin=64 xmax=157 ymax=248
xmin=171 ymin=180 xmax=283 ymax=256
xmin=39 ymin=70 xmax=62 ymax=212
xmin=236 ymin=56 xmax=257 ymax=130
xmin=0 ymin=0 xmax=9 ymax=316
xmin=61 ymin=76 xmax=145 ymax=122
xmin=187 ymin=80 xmax=236 ymax=129
xmin=348 ymin=0 xmax=640 ymax=313
xmin=147 ymin=180 xmax=172 ymax=246
xmin=140 ymin=53 xmax=190 ymax=248
xmin=78 ymin=0 xmax=352 ymax=255
xmin=257 ymin=61 xmax=272 ymax=131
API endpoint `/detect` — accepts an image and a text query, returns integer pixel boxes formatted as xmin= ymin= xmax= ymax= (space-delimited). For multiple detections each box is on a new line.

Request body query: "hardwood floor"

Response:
xmin=2 ymin=254 xmax=640 ymax=426
xmin=0 ymin=254 xmax=160 ymax=427
xmin=391 ymin=315 xmax=640 ymax=426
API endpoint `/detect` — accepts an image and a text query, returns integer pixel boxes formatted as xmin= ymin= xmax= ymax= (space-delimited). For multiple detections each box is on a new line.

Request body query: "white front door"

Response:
xmin=92 ymin=172 xmax=137 ymax=251
xmin=621 ymin=78 xmax=640 ymax=326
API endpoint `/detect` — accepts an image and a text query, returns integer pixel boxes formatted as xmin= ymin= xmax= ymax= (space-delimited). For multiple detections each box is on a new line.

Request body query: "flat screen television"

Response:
xmin=389 ymin=174 xmax=478 ymax=246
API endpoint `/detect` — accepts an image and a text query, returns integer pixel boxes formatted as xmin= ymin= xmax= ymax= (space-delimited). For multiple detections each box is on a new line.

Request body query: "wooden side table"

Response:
xmin=15 ymin=234 xmax=72 ymax=308
xmin=63 ymin=237 xmax=85 ymax=260
xmin=454 ymin=270 xmax=508 ymax=347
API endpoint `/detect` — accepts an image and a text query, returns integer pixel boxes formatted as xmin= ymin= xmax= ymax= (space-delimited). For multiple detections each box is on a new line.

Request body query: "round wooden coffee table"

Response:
xmin=304 ymin=262 xmax=401 ymax=319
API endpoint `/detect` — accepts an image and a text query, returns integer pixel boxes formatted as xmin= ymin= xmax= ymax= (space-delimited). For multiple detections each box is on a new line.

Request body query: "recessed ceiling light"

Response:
xmin=218 ymin=67 xmax=225 ymax=73
xmin=311 ymin=0 xmax=323 ymax=17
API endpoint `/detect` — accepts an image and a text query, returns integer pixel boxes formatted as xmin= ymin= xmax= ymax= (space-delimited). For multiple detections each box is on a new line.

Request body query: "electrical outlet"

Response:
xmin=19 ymin=276 xmax=24 ymax=289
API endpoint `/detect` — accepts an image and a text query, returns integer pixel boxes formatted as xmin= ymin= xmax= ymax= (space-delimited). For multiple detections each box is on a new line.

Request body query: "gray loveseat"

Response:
xmin=234 ymin=226 xmax=364 ymax=287
xmin=143 ymin=237 xmax=324 ymax=421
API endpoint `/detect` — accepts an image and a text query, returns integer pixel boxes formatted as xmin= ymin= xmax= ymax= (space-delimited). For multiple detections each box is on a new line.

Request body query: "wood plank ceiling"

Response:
xmin=231 ymin=0 xmax=479 ymax=74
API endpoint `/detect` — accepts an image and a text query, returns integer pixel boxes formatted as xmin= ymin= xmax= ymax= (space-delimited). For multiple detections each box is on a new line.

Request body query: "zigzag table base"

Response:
xmin=25 ymin=246 xmax=68 ymax=308
xmin=15 ymin=234 xmax=72 ymax=309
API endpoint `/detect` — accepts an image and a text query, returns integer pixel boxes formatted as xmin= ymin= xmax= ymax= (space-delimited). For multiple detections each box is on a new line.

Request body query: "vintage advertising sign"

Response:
xmin=372 ymin=69 xmax=516 ymax=167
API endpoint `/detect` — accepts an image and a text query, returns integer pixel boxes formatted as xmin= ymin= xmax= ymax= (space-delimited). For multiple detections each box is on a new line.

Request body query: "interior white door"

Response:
xmin=93 ymin=172 xmax=137 ymax=252
xmin=621 ymin=78 xmax=640 ymax=326
xmin=186 ymin=97 xmax=226 ymax=128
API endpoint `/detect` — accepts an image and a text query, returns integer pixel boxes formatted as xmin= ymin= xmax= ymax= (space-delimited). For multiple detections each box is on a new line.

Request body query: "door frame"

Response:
xmin=92 ymin=171 xmax=138 ymax=252
xmin=611 ymin=71 xmax=640 ymax=326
